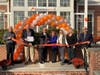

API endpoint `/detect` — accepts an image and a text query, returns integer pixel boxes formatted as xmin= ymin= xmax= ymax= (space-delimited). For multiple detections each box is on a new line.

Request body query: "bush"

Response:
xmin=0 ymin=29 xmax=7 ymax=44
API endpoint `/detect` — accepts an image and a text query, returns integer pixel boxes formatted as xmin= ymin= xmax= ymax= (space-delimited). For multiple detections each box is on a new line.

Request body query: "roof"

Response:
xmin=0 ymin=0 xmax=8 ymax=3
xmin=88 ymin=0 xmax=100 ymax=5
xmin=78 ymin=0 xmax=100 ymax=6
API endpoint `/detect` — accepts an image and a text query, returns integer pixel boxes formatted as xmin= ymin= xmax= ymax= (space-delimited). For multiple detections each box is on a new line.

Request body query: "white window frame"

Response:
xmin=0 ymin=12 xmax=4 ymax=29
xmin=13 ymin=0 xmax=24 ymax=6
xmin=28 ymin=0 xmax=36 ymax=6
xmin=48 ymin=0 xmax=57 ymax=7
xmin=60 ymin=0 xmax=70 ymax=7
xmin=38 ymin=0 xmax=47 ymax=7
xmin=88 ymin=11 xmax=94 ymax=34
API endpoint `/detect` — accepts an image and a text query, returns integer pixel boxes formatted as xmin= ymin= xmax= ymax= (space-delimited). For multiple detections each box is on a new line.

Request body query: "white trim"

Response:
xmin=79 ymin=3 xmax=100 ymax=6
xmin=70 ymin=0 xmax=74 ymax=29
xmin=10 ymin=0 xmax=14 ymax=26
xmin=84 ymin=0 xmax=88 ymax=27
xmin=25 ymin=0 xmax=28 ymax=18
xmin=7 ymin=1 xmax=10 ymax=28
xmin=88 ymin=11 xmax=94 ymax=34
xmin=74 ymin=13 xmax=84 ymax=15
xmin=0 ymin=3 xmax=8 ymax=5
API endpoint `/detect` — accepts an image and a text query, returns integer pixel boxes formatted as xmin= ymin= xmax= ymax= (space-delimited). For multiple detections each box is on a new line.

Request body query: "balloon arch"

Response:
xmin=14 ymin=13 xmax=71 ymax=39
xmin=13 ymin=13 xmax=71 ymax=60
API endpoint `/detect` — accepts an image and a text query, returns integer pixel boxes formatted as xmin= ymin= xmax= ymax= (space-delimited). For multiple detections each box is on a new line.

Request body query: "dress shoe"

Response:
xmin=24 ymin=61 xmax=29 ymax=65
xmin=40 ymin=61 xmax=44 ymax=64
xmin=60 ymin=62 xmax=65 ymax=65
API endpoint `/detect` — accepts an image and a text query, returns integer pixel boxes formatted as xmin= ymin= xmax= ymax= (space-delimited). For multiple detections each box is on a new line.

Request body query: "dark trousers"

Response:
xmin=6 ymin=43 xmax=15 ymax=63
xmin=43 ymin=47 xmax=48 ymax=61
xmin=39 ymin=47 xmax=48 ymax=62
xmin=58 ymin=47 xmax=65 ymax=63
xmin=68 ymin=46 xmax=74 ymax=61
xmin=51 ymin=48 xmax=57 ymax=62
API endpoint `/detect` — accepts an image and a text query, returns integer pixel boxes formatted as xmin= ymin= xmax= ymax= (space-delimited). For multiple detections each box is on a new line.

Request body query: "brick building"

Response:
xmin=0 ymin=0 xmax=9 ymax=29
xmin=76 ymin=0 xmax=100 ymax=38
xmin=0 ymin=0 xmax=100 ymax=38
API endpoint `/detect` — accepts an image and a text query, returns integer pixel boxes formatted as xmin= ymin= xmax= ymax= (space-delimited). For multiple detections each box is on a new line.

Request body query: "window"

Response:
xmin=13 ymin=0 xmax=24 ymax=6
xmin=38 ymin=11 xmax=46 ymax=14
xmin=14 ymin=11 xmax=24 ymax=24
xmin=48 ymin=11 xmax=56 ymax=15
xmin=28 ymin=0 xmax=36 ymax=6
xmin=60 ymin=12 xmax=70 ymax=23
xmin=60 ymin=0 xmax=70 ymax=7
xmin=38 ymin=0 xmax=47 ymax=7
xmin=28 ymin=11 xmax=36 ymax=17
xmin=88 ymin=14 xmax=94 ymax=34
xmin=75 ymin=15 xmax=84 ymax=33
xmin=48 ymin=0 xmax=56 ymax=7
xmin=0 ymin=13 xmax=4 ymax=29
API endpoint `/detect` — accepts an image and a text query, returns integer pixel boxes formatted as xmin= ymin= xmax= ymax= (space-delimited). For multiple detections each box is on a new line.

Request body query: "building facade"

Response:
xmin=0 ymin=0 xmax=9 ymax=29
xmin=0 ymin=0 xmax=99 ymax=37
xmin=77 ymin=0 xmax=100 ymax=37
xmin=10 ymin=0 xmax=74 ymax=28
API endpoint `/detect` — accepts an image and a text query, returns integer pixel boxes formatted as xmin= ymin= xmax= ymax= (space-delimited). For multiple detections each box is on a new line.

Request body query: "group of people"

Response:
xmin=3 ymin=25 xmax=93 ymax=66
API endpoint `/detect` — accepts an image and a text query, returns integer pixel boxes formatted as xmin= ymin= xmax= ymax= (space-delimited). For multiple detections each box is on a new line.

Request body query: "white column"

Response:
xmin=7 ymin=1 xmax=9 ymax=28
xmin=25 ymin=0 xmax=28 ymax=18
xmin=70 ymin=0 xmax=74 ymax=29
xmin=57 ymin=0 xmax=60 ymax=16
xmin=84 ymin=0 xmax=88 ymax=27
xmin=10 ymin=0 xmax=14 ymax=27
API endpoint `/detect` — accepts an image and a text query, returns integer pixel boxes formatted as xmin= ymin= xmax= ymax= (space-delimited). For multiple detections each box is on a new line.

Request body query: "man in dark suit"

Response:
xmin=22 ymin=25 xmax=35 ymax=64
xmin=39 ymin=28 xmax=49 ymax=64
xmin=66 ymin=29 xmax=77 ymax=64
xmin=79 ymin=27 xmax=93 ymax=47
xmin=79 ymin=27 xmax=93 ymax=64
xmin=3 ymin=26 xmax=16 ymax=65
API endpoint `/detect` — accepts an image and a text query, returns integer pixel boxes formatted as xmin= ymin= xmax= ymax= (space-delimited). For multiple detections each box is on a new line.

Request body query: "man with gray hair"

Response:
xmin=3 ymin=26 xmax=16 ymax=65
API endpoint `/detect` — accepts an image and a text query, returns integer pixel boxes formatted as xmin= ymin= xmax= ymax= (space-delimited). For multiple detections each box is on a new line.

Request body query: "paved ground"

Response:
xmin=0 ymin=62 xmax=85 ymax=72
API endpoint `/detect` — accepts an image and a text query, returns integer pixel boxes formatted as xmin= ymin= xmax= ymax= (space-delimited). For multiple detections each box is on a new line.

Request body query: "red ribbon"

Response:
xmin=39 ymin=41 xmax=90 ymax=47
xmin=12 ymin=38 xmax=90 ymax=61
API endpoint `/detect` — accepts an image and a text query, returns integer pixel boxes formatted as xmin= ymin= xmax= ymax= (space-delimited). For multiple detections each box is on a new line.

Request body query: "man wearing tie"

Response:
xmin=22 ymin=25 xmax=35 ymax=64
xmin=79 ymin=27 xmax=93 ymax=64
xmin=39 ymin=28 xmax=49 ymax=64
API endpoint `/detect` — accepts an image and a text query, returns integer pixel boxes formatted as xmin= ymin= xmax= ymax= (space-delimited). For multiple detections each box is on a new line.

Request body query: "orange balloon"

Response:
xmin=57 ymin=24 xmax=62 ymax=28
xmin=47 ymin=14 xmax=53 ymax=19
xmin=43 ymin=16 xmax=48 ymax=21
xmin=65 ymin=26 xmax=70 ymax=31
xmin=61 ymin=23 xmax=66 ymax=27
xmin=39 ymin=19 xmax=44 ymax=24
xmin=56 ymin=16 xmax=62 ymax=21
xmin=36 ymin=22 xmax=41 ymax=26
xmin=50 ymin=21 xmax=56 ymax=26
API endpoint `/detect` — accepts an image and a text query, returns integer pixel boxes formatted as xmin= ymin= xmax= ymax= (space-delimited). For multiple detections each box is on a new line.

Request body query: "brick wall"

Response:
xmin=0 ymin=45 xmax=6 ymax=61
xmin=0 ymin=5 xmax=8 ymax=29
xmin=0 ymin=71 xmax=86 ymax=75
xmin=89 ymin=48 xmax=100 ymax=75
xmin=0 ymin=45 xmax=87 ymax=75
xmin=79 ymin=6 xmax=100 ymax=38
xmin=0 ymin=5 xmax=7 ymax=11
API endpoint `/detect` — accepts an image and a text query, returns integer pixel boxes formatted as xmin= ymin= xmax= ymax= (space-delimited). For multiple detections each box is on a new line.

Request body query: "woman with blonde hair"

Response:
xmin=57 ymin=30 xmax=68 ymax=65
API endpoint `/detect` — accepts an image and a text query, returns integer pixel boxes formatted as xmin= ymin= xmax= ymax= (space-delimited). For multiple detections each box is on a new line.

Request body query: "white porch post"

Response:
xmin=84 ymin=0 xmax=88 ymax=27
xmin=70 ymin=0 xmax=74 ymax=29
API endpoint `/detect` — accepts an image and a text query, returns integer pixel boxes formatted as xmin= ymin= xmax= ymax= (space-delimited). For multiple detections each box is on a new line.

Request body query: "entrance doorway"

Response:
xmin=75 ymin=13 xmax=94 ymax=34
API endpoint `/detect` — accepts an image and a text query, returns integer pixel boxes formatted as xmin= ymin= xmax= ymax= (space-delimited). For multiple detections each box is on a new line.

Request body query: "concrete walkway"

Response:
xmin=0 ymin=62 xmax=85 ymax=72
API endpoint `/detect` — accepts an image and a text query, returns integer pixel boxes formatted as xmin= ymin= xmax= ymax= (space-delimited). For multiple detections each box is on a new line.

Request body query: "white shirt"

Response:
xmin=57 ymin=34 xmax=63 ymax=44
xmin=57 ymin=34 xmax=68 ymax=44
